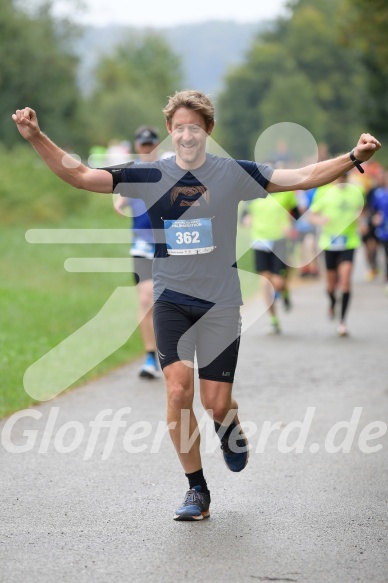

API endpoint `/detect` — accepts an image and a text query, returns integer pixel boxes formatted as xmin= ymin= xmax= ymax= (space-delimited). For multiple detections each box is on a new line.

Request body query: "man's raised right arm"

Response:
xmin=12 ymin=108 xmax=113 ymax=194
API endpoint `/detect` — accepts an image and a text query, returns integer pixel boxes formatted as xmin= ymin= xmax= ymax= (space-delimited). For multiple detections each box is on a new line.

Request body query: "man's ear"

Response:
xmin=166 ymin=120 xmax=172 ymax=135
xmin=207 ymin=120 xmax=215 ymax=136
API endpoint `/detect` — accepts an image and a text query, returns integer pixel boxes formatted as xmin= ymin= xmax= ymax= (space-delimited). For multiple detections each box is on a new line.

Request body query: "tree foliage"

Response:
xmin=343 ymin=0 xmax=388 ymax=74
xmin=341 ymin=0 xmax=388 ymax=142
xmin=2 ymin=2 xmax=182 ymax=153
xmin=217 ymin=0 xmax=371 ymax=159
xmin=86 ymin=32 xmax=183 ymax=143
xmin=1 ymin=0 xmax=84 ymax=148
xmin=2 ymin=0 xmax=386 ymax=160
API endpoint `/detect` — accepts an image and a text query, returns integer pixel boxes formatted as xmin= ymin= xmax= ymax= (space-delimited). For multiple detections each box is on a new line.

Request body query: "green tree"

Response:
xmin=1 ymin=0 xmax=84 ymax=149
xmin=342 ymin=0 xmax=388 ymax=143
xmin=86 ymin=32 xmax=183 ymax=143
xmin=217 ymin=43 xmax=293 ymax=159
xmin=343 ymin=0 xmax=388 ymax=73
xmin=217 ymin=0 xmax=366 ymax=159
xmin=266 ymin=0 xmax=365 ymax=152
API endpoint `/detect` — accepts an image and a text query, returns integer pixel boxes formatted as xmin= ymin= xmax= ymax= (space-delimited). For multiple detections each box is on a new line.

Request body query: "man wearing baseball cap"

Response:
xmin=115 ymin=126 xmax=161 ymax=378
xmin=135 ymin=126 xmax=159 ymax=147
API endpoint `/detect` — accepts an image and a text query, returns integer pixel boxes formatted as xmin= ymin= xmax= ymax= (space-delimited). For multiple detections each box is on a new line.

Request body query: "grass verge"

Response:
xmin=1 ymin=192 xmax=257 ymax=418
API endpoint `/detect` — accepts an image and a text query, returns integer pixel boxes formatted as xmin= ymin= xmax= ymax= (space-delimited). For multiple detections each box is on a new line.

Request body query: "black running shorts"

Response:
xmin=153 ymin=301 xmax=242 ymax=383
xmin=325 ymin=249 xmax=355 ymax=270
xmin=254 ymin=244 xmax=288 ymax=276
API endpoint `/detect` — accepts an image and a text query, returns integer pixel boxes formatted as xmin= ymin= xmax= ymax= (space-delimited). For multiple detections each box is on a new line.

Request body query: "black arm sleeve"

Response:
xmin=99 ymin=162 xmax=134 ymax=191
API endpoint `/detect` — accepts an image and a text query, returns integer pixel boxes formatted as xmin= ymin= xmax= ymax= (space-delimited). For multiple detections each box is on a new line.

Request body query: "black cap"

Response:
xmin=135 ymin=126 xmax=159 ymax=145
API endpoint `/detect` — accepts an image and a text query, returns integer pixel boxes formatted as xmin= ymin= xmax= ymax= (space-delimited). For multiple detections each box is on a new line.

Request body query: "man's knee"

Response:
xmin=167 ymin=384 xmax=193 ymax=409
xmin=165 ymin=363 xmax=194 ymax=409
xmin=201 ymin=394 xmax=234 ymax=423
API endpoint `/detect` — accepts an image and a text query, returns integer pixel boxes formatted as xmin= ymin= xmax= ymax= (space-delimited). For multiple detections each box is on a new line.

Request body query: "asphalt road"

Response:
xmin=1 ymin=253 xmax=387 ymax=583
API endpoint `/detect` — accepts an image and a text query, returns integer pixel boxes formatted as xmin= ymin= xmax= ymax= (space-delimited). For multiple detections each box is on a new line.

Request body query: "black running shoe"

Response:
xmin=215 ymin=416 xmax=249 ymax=472
xmin=173 ymin=486 xmax=211 ymax=521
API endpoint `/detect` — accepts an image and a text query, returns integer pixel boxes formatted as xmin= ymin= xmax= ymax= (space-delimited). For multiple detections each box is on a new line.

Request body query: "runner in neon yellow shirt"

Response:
xmin=310 ymin=173 xmax=364 ymax=336
xmin=245 ymin=190 xmax=298 ymax=333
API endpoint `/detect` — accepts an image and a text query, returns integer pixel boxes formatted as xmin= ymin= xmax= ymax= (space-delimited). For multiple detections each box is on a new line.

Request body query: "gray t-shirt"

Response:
xmin=109 ymin=154 xmax=273 ymax=307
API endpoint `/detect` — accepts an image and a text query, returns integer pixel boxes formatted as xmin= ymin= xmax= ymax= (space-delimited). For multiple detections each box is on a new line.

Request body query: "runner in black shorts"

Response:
xmin=244 ymin=191 xmax=298 ymax=334
xmin=12 ymin=91 xmax=381 ymax=521
xmin=114 ymin=126 xmax=161 ymax=379
xmin=324 ymin=248 xmax=356 ymax=335
xmin=310 ymin=174 xmax=362 ymax=336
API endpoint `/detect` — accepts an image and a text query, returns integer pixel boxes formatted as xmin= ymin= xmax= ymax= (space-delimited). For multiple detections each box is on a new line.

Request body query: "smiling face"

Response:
xmin=166 ymin=107 xmax=214 ymax=170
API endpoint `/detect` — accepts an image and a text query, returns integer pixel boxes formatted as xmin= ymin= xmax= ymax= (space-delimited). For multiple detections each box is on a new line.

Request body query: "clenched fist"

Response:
xmin=12 ymin=108 xmax=41 ymax=142
xmin=353 ymin=133 xmax=382 ymax=162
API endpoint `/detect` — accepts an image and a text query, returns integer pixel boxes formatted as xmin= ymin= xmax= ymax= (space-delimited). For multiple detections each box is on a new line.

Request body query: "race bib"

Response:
xmin=328 ymin=235 xmax=347 ymax=251
xmin=164 ymin=218 xmax=216 ymax=255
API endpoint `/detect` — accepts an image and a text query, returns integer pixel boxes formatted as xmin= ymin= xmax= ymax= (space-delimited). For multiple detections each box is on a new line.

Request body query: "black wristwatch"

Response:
xmin=349 ymin=148 xmax=365 ymax=174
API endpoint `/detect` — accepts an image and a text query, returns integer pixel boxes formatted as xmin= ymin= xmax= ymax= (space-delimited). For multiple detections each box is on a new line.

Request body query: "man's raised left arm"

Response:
xmin=267 ymin=133 xmax=381 ymax=194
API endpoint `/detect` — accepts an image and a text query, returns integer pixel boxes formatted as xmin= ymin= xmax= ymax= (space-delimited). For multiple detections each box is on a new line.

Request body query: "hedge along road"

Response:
xmin=0 ymin=252 xmax=387 ymax=583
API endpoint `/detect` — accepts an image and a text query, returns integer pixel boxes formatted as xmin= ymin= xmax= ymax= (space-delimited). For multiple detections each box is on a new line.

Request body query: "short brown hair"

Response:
xmin=163 ymin=90 xmax=215 ymax=130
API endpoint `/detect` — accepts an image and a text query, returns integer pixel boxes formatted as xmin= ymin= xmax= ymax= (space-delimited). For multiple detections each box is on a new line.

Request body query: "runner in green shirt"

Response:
xmin=310 ymin=173 xmax=364 ymax=336
xmin=245 ymin=190 xmax=298 ymax=333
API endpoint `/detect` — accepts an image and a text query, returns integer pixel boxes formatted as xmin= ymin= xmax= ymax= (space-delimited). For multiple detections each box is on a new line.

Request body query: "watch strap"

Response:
xmin=349 ymin=148 xmax=365 ymax=174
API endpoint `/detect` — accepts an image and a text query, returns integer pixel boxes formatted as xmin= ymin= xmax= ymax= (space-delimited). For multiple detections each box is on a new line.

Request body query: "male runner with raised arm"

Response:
xmin=12 ymin=91 xmax=380 ymax=520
